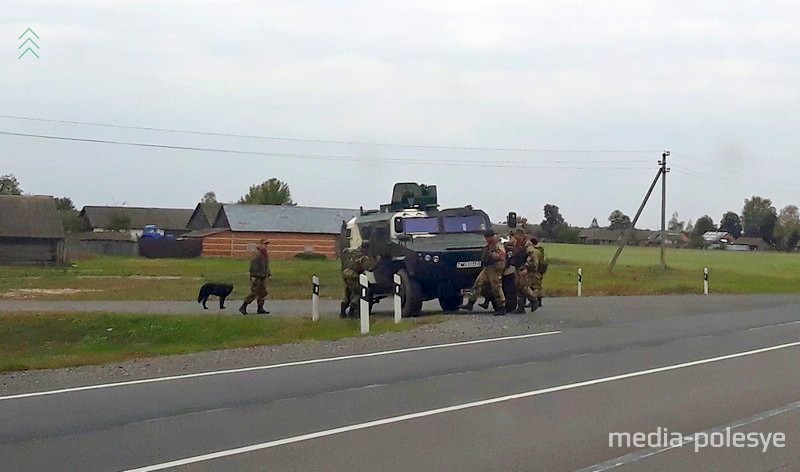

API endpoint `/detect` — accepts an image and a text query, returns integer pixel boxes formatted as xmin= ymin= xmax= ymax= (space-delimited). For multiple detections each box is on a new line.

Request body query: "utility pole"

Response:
xmin=660 ymin=150 xmax=670 ymax=268
xmin=608 ymin=150 xmax=670 ymax=272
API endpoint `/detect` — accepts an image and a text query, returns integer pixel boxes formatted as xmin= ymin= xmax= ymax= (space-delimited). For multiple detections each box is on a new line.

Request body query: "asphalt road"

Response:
xmin=2 ymin=295 xmax=800 ymax=471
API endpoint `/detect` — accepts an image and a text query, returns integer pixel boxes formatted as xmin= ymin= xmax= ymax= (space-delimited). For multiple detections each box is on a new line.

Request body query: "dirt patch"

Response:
xmin=0 ymin=289 xmax=104 ymax=299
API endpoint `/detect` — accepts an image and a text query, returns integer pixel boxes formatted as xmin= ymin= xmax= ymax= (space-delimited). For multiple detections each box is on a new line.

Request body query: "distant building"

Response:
xmin=702 ymin=231 xmax=734 ymax=249
xmin=0 ymin=195 xmax=65 ymax=265
xmin=187 ymin=203 xmax=223 ymax=230
xmin=181 ymin=204 xmax=360 ymax=259
xmin=732 ymin=236 xmax=773 ymax=251
xmin=79 ymin=206 xmax=193 ymax=238
xmin=66 ymin=232 xmax=137 ymax=257
xmin=647 ymin=231 xmax=689 ymax=247
xmin=578 ymin=228 xmax=654 ymax=246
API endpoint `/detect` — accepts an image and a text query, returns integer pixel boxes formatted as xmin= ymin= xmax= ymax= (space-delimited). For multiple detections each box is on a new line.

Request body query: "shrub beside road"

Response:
xmin=0 ymin=245 xmax=798 ymax=302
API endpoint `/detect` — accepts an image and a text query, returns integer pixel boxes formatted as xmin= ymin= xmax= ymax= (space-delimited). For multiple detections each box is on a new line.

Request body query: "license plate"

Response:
xmin=456 ymin=260 xmax=481 ymax=269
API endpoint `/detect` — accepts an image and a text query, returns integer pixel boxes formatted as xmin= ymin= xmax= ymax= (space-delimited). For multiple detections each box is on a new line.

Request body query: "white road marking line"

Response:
xmin=578 ymin=399 xmax=800 ymax=471
xmin=747 ymin=320 xmax=800 ymax=331
xmin=122 ymin=341 xmax=800 ymax=472
xmin=0 ymin=331 xmax=561 ymax=402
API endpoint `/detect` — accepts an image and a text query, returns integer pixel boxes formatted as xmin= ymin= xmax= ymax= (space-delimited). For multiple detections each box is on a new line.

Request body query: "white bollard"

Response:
xmin=703 ymin=267 xmax=709 ymax=295
xmin=359 ymin=273 xmax=369 ymax=334
xmin=577 ymin=268 xmax=583 ymax=297
xmin=311 ymin=275 xmax=320 ymax=321
xmin=393 ymin=273 xmax=402 ymax=324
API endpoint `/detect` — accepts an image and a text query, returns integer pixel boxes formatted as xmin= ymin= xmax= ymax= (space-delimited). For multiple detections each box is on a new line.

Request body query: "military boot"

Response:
xmin=513 ymin=297 xmax=526 ymax=314
xmin=238 ymin=302 xmax=248 ymax=315
xmin=256 ymin=301 xmax=270 ymax=315
xmin=528 ymin=296 xmax=539 ymax=312
xmin=460 ymin=300 xmax=475 ymax=311
xmin=340 ymin=302 xmax=348 ymax=318
xmin=493 ymin=303 xmax=506 ymax=316
xmin=537 ymin=296 xmax=543 ymax=307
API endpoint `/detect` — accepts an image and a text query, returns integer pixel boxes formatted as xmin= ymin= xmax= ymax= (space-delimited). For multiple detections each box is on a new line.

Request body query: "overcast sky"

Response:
xmin=4 ymin=1 xmax=800 ymax=229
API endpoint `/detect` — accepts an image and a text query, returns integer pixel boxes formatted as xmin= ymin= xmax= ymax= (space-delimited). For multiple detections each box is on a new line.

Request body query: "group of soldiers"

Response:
xmin=338 ymin=227 xmax=546 ymax=317
xmin=460 ymin=228 xmax=546 ymax=316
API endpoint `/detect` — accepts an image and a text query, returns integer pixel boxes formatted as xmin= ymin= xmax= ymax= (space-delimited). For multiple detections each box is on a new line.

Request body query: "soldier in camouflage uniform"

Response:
xmin=530 ymin=237 xmax=546 ymax=308
xmin=461 ymin=229 xmax=506 ymax=315
xmin=511 ymin=228 xmax=539 ymax=313
xmin=340 ymin=248 xmax=371 ymax=317
xmin=239 ymin=240 xmax=271 ymax=315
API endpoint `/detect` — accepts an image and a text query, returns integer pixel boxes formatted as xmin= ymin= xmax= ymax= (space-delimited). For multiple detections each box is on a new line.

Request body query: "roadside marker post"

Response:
xmin=577 ymin=268 xmax=583 ymax=297
xmin=359 ymin=273 xmax=369 ymax=334
xmin=311 ymin=275 xmax=320 ymax=321
xmin=704 ymin=267 xmax=709 ymax=295
xmin=393 ymin=273 xmax=402 ymax=324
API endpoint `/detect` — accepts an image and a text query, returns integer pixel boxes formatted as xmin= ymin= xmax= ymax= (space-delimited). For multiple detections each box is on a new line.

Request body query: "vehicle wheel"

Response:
xmin=398 ymin=269 xmax=423 ymax=317
xmin=438 ymin=289 xmax=462 ymax=312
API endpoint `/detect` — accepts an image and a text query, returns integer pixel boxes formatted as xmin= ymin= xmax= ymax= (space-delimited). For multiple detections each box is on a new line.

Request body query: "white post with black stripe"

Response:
xmin=703 ymin=267 xmax=709 ymax=295
xmin=577 ymin=268 xmax=583 ymax=297
xmin=311 ymin=275 xmax=320 ymax=321
xmin=359 ymin=273 xmax=370 ymax=334
xmin=393 ymin=273 xmax=402 ymax=324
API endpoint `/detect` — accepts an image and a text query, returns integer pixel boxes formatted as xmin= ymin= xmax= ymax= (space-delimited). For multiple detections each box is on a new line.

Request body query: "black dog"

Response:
xmin=197 ymin=283 xmax=234 ymax=309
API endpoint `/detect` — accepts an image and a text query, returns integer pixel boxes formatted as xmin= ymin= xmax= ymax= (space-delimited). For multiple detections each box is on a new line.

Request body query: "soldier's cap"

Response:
xmin=483 ymin=229 xmax=497 ymax=237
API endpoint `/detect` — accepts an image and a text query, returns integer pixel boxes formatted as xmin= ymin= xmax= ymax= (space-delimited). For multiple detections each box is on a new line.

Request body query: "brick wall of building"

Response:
xmin=201 ymin=231 xmax=339 ymax=259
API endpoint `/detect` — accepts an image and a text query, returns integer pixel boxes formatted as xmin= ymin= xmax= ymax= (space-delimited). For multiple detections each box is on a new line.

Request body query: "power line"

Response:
xmin=671 ymin=152 xmax=800 ymax=191
xmin=0 ymin=131 xmax=653 ymax=170
xmin=0 ymin=114 xmax=660 ymax=154
xmin=671 ymin=166 xmax=800 ymax=198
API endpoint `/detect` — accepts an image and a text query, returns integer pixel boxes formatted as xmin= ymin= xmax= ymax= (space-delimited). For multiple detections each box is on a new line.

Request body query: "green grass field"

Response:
xmin=0 ymin=245 xmax=797 ymax=301
xmin=0 ymin=312 xmax=439 ymax=372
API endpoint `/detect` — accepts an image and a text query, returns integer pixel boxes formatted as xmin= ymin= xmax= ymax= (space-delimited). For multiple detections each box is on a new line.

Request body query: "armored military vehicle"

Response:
xmin=342 ymin=183 xmax=492 ymax=317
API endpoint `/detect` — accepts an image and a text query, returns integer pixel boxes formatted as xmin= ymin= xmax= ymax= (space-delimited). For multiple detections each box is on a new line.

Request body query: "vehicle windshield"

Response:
xmin=402 ymin=217 xmax=440 ymax=234
xmin=401 ymin=215 xmax=488 ymax=234
xmin=442 ymin=215 xmax=488 ymax=233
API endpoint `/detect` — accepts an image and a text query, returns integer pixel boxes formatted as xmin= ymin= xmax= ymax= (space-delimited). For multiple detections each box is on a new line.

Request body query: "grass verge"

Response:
xmin=0 ymin=312 xmax=442 ymax=372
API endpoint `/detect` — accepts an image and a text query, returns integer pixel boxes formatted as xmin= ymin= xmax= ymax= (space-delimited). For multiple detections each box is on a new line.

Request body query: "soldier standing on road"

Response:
xmin=461 ymin=229 xmax=507 ymax=315
xmin=341 ymin=249 xmax=371 ymax=318
xmin=530 ymin=237 xmax=547 ymax=308
xmin=239 ymin=240 xmax=271 ymax=315
xmin=511 ymin=228 xmax=539 ymax=313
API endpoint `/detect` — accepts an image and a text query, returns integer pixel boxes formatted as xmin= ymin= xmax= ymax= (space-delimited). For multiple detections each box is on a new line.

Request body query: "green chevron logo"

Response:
xmin=18 ymin=27 xmax=39 ymax=59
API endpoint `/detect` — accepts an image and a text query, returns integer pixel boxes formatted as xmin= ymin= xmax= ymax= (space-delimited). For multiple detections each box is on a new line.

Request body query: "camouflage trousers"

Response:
xmin=530 ymin=272 xmax=543 ymax=298
xmin=342 ymin=269 xmax=361 ymax=310
xmin=468 ymin=266 xmax=505 ymax=306
xmin=244 ymin=276 xmax=268 ymax=304
xmin=516 ymin=270 xmax=539 ymax=304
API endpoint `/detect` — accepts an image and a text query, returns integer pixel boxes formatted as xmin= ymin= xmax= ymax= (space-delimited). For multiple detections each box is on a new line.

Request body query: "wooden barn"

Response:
xmin=181 ymin=204 xmax=359 ymax=259
xmin=0 ymin=195 xmax=66 ymax=265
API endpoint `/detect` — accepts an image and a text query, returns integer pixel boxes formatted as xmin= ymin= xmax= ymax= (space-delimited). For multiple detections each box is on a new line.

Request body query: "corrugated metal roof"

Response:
xmin=218 ymin=205 xmax=359 ymax=234
xmin=0 ymin=195 xmax=65 ymax=239
xmin=80 ymin=206 xmax=193 ymax=230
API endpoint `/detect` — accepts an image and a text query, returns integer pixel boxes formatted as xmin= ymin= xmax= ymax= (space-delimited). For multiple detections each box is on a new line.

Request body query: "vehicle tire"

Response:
xmin=399 ymin=269 xmax=423 ymax=317
xmin=438 ymin=289 xmax=462 ymax=312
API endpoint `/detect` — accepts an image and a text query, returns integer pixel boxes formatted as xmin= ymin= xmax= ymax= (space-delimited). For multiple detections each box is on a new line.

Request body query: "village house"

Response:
xmin=0 ymin=195 xmax=66 ymax=265
xmin=79 ymin=206 xmax=194 ymax=238
xmin=181 ymin=204 xmax=359 ymax=259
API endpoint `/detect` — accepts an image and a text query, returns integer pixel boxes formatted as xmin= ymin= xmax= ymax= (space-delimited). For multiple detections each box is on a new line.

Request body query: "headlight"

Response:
xmin=424 ymin=254 xmax=432 ymax=262
xmin=432 ymin=255 xmax=440 ymax=263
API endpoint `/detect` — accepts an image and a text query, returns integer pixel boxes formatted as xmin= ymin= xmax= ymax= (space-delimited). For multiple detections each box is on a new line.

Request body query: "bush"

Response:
xmin=294 ymin=252 xmax=327 ymax=260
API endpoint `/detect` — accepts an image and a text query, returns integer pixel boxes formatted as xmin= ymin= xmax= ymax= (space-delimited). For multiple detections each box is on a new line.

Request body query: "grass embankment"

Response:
xmin=544 ymin=244 xmax=800 ymax=296
xmin=0 ymin=257 xmax=342 ymax=301
xmin=0 ymin=245 xmax=799 ymax=301
xmin=0 ymin=312 xmax=439 ymax=372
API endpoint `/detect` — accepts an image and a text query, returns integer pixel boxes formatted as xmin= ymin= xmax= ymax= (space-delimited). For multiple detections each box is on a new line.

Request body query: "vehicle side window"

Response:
xmin=359 ymin=225 xmax=373 ymax=241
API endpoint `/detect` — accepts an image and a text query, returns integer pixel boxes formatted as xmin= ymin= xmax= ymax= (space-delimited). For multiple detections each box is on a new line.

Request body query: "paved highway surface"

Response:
xmin=2 ymin=295 xmax=800 ymax=471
